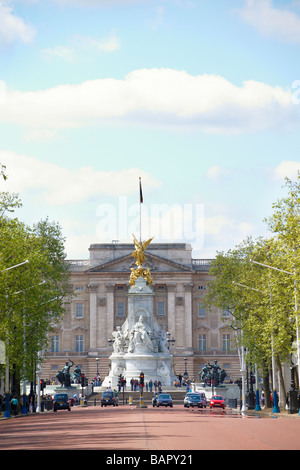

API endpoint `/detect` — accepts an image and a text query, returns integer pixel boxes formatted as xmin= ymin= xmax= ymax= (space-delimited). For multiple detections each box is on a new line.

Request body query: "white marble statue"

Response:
xmin=128 ymin=315 xmax=154 ymax=353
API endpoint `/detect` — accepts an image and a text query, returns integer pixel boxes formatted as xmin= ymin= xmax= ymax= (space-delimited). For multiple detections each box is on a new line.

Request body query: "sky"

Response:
xmin=0 ymin=0 xmax=300 ymax=260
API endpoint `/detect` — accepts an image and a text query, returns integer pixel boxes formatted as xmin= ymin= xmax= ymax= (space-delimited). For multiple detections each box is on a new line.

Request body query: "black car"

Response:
xmin=156 ymin=393 xmax=173 ymax=407
xmin=100 ymin=391 xmax=118 ymax=407
xmin=53 ymin=393 xmax=71 ymax=412
xmin=184 ymin=393 xmax=202 ymax=408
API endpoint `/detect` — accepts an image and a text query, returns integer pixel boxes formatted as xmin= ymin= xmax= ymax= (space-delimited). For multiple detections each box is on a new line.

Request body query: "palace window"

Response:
xmin=117 ymin=302 xmax=125 ymax=317
xmin=75 ymin=302 xmax=84 ymax=318
xmin=222 ymin=334 xmax=231 ymax=351
xmin=198 ymin=303 xmax=206 ymax=317
xmin=51 ymin=335 xmax=59 ymax=353
xmin=76 ymin=335 xmax=84 ymax=352
xmin=157 ymin=301 xmax=165 ymax=317
xmin=198 ymin=334 xmax=207 ymax=351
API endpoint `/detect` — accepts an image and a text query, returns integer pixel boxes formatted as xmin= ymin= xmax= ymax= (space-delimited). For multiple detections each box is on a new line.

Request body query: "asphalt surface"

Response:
xmin=1 ymin=405 xmax=300 ymax=452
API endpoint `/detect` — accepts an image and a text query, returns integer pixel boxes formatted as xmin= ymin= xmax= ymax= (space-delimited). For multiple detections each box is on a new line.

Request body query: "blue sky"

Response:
xmin=1 ymin=0 xmax=300 ymax=260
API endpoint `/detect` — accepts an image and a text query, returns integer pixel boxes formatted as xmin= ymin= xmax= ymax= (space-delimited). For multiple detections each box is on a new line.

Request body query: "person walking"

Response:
xmin=11 ymin=396 xmax=18 ymax=415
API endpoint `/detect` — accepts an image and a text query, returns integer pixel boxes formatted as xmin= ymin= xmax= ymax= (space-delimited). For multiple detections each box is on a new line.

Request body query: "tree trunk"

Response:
xmin=276 ymin=356 xmax=286 ymax=408
xmin=262 ymin=367 xmax=272 ymax=408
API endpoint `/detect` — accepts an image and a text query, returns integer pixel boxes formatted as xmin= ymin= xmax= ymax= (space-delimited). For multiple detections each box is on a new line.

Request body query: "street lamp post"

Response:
xmin=288 ymin=352 xmax=299 ymax=414
xmin=183 ymin=357 xmax=188 ymax=379
xmin=234 ymin=275 xmax=280 ymax=413
xmin=2 ymin=260 xmax=29 ymax=418
xmin=255 ymin=365 xmax=262 ymax=411
xmin=246 ymin=363 xmax=255 ymax=410
xmin=96 ymin=358 xmax=99 ymax=385
xmin=13 ymin=280 xmax=46 ymax=415
xmin=250 ymin=259 xmax=300 ymax=414
xmin=232 ymin=282 xmax=259 ymax=412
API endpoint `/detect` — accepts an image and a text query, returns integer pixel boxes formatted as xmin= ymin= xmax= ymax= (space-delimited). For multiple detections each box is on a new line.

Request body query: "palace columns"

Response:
xmin=87 ymin=283 xmax=98 ymax=351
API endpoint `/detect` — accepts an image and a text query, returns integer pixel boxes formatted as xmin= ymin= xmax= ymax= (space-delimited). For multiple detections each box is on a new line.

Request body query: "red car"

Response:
xmin=210 ymin=395 xmax=225 ymax=409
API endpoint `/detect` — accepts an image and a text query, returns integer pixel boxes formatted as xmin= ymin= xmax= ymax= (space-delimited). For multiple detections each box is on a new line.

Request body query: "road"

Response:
xmin=1 ymin=406 xmax=300 ymax=452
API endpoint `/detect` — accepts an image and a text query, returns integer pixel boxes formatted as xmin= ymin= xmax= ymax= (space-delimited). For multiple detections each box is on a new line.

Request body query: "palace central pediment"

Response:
xmin=85 ymin=252 xmax=195 ymax=274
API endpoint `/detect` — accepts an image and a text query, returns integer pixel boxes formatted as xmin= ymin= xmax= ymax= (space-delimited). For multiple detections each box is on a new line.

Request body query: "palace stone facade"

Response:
xmin=41 ymin=243 xmax=240 ymax=384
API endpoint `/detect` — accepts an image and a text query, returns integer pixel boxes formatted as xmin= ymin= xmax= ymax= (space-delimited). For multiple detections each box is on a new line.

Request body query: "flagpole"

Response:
xmin=139 ymin=177 xmax=143 ymax=243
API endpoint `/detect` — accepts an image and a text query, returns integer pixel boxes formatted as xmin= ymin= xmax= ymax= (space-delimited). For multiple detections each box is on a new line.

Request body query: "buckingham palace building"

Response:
xmin=41 ymin=242 xmax=241 ymax=384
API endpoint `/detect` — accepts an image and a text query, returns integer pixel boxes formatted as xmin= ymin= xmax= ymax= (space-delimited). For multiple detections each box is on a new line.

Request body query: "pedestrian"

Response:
xmin=11 ymin=396 xmax=18 ymax=415
xmin=130 ymin=378 xmax=134 ymax=391
xmin=29 ymin=396 xmax=33 ymax=413
xmin=149 ymin=379 xmax=153 ymax=392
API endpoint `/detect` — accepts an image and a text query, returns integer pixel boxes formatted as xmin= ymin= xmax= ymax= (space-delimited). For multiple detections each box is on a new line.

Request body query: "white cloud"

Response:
xmin=50 ymin=0 xmax=147 ymax=5
xmin=41 ymin=33 xmax=120 ymax=62
xmin=0 ymin=1 xmax=36 ymax=46
xmin=76 ymin=33 xmax=120 ymax=52
xmin=268 ymin=160 xmax=300 ymax=180
xmin=0 ymin=68 xmax=296 ymax=135
xmin=237 ymin=0 xmax=300 ymax=43
xmin=206 ymin=165 xmax=230 ymax=181
xmin=0 ymin=150 xmax=160 ymax=205
xmin=202 ymin=213 xmax=258 ymax=255
xmin=41 ymin=45 xmax=76 ymax=62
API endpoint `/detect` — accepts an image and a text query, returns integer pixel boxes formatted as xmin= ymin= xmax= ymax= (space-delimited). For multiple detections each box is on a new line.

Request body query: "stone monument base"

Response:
xmin=193 ymin=383 xmax=240 ymax=401
xmin=102 ymin=351 xmax=175 ymax=388
xmin=102 ymin=276 xmax=176 ymax=390
xmin=54 ymin=385 xmax=79 ymax=398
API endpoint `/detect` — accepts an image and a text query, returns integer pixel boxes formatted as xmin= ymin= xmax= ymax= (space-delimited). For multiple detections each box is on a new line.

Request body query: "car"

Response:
xmin=156 ymin=393 xmax=173 ymax=407
xmin=100 ymin=391 xmax=118 ymax=407
xmin=183 ymin=392 xmax=194 ymax=407
xmin=210 ymin=395 xmax=225 ymax=409
xmin=53 ymin=393 xmax=71 ymax=412
xmin=199 ymin=392 xmax=207 ymax=408
xmin=184 ymin=393 xmax=203 ymax=408
xmin=183 ymin=392 xmax=206 ymax=408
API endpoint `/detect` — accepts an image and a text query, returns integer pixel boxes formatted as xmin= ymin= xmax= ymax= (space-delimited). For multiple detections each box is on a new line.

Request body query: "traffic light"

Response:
xmin=81 ymin=374 xmax=85 ymax=386
xmin=140 ymin=372 xmax=144 ymax=387
xmin=40 ymin=379 xmax=45 ymax=390
xmin=118 ymin=375 xmax=122 ymax=387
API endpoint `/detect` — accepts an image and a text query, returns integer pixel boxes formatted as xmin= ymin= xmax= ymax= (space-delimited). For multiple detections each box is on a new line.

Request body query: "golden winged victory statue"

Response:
xmin=129 ymin=234 xmax=154 ymax=286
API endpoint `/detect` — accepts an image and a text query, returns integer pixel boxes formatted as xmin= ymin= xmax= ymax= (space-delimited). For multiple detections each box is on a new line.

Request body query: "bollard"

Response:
xmin=129 ymin=396 xmax=132 ymax=405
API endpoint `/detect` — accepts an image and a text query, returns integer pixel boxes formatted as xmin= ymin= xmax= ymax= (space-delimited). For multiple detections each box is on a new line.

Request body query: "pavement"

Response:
xmin=2 ymin=404 xmax=300 ymax=451
xmin=2 ymin=403 xmax=300 ymax=420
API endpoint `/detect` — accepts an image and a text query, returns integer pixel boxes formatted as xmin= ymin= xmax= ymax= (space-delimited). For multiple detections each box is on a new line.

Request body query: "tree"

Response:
xmin=0 ymin=166 xmax=72 ymax=393
xmin=204 ymin=174 xmax=300 ymax=408
xmin=204 ymin=236 xmax=294 ymax=407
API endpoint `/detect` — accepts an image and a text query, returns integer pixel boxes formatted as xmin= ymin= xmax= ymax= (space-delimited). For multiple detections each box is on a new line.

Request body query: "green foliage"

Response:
xmin=205 ymin=174 xmax=300 ymax=371
xmin=0 ymin=167 xmax=72 ymax=382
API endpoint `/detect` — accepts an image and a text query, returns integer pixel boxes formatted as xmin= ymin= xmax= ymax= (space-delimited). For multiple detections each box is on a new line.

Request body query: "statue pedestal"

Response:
xmin=103 ymin=277 xmax=176 ymax=388
xmin=54 ymin=385 xmax=78 ymax=398
xmin=124 ymin=352 xmax=174 ymax=386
